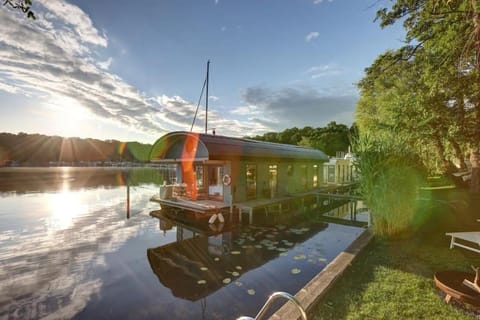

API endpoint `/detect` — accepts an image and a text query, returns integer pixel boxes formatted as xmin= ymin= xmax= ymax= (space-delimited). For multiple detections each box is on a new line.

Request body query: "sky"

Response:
xmin=0 ymin=0 xmax=405 ymax=144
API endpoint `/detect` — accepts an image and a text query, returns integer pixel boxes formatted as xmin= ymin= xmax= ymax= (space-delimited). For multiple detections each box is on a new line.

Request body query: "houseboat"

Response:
xmin=149 ymin=131 xmax=331 ymax=223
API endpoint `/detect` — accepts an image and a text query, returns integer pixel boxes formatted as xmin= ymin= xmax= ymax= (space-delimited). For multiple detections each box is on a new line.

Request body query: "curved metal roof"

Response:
xmin=150 ymin=131 xmax=328 ymax=162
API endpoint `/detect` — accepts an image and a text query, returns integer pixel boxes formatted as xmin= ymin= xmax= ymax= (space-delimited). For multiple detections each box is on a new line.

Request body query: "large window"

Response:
xmin=313 ymin=164 xmax=318 ymax=188
xmin=327 ymin=165 xmax=335 ymax=183
xmin=246 ymin=164 xmax=257 ymax=200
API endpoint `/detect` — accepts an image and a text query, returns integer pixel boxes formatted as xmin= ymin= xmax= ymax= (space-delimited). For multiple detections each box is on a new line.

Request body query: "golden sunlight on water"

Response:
xmin=45 ymin=171 xmax=87 ymax=231
xmin=47 ymin=189 xmax=87 ymax=231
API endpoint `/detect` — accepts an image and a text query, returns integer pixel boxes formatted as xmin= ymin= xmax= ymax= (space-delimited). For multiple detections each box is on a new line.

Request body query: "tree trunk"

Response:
xmin=433 ymin=134 xmax=452 ymax=173
xmin=449 ymin=138 xmax=467 ymax=171
xmin=471 ymin=152 xmax=480 ymax=193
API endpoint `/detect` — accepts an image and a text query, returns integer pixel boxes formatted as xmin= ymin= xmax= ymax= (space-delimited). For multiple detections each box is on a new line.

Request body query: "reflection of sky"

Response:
xmin=0 ymin=177 xmax=163 ymax=319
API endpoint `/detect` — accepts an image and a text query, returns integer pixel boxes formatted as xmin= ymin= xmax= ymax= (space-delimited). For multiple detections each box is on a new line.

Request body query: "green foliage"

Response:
xmin=354 ymin=134 xmax=425 ymax=238
xmin=3 ymin=0 xmax=36 ymax=20
xmin=361 ymin=0 xmax=480 ymax=191
xmin=246 ymin=122 xmax=353 ymax=156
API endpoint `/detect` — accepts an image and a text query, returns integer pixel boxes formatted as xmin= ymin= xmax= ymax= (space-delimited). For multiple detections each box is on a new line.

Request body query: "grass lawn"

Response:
xmin=312 ymin=188 xmax=480 ymax=320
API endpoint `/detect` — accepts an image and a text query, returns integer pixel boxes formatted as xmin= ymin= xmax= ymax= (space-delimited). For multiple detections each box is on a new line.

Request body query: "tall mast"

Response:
xmin=205 ymin=60 xmax=210 ymax=134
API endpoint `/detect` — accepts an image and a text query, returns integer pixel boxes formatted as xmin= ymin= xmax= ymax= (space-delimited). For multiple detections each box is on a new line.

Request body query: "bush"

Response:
xmin=354 ymin=134 xmax=425 ymax=238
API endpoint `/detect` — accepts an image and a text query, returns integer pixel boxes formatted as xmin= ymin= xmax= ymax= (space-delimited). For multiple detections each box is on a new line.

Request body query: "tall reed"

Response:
xmin=354 ymin=134 xmax=424 ymax=238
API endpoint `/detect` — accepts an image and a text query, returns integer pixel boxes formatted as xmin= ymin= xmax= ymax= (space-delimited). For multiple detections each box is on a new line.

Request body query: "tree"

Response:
xmin=359 ymin=0 xmax=480 ymax=191
xmin=246 ymin=123 xmax=352 ymax=156
xmin=3 ymin=0 xmax=35 ymax=19
xmin=357 ymin=47 xmax=464 ymax=174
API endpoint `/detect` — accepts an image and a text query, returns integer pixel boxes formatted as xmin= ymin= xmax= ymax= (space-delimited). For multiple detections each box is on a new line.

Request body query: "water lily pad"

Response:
xmin=291 ymin=268 xmax=301 ymax=274
xmin=318 ymin=257 xmax=327 ymax=262
xmin=247 ymin=289 xmax=256 ymax=295
xmin=235 ymin=281 xmax=243 ymax=286
xmin=235 ymin=266 xmax=242 ymax=270
xmin=254 ymin=244 xmax=262 ymax=249
xmin=200 ymin=267 xmax=208 ymax=271
xmin=231 ymin=251 xmax=241 ymax=255
xmin=223 ymin=278 xmax=231 ymax=284
xmin=197 ymin=280 xmax=207 ymax=285
xmin=279 ymin=252 xmax=288 ymax=257
xmin=293 ymin=253 xmax=306 ymax=260
xmin=214 ymin=257 xmax=220 ymax=261
xmin=276 ymin=247 xmax=287 ymax=252
xmin=232 ymin=271 xmax=240 ymax=277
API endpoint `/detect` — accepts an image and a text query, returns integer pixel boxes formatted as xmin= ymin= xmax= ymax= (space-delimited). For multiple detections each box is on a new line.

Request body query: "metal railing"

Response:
xmin=236 ymin=291 xmax=307 ymax=320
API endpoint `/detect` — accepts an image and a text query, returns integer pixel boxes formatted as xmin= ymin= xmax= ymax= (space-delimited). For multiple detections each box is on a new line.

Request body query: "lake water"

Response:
xmin=0 ymin=167 xmax=364 ymax=320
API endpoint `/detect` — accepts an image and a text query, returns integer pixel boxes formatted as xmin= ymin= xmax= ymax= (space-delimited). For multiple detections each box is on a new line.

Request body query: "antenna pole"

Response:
xmin=205 ymin=60 xmax=210 ymax=134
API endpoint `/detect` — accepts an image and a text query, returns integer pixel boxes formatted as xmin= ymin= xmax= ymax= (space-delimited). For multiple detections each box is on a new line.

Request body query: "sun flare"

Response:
xmin=44 ymin=96 xmax=91 ymax=137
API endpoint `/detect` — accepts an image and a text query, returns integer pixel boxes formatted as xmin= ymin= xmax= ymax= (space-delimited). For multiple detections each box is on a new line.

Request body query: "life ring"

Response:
xmin=222 ymin=174 xmax=231 ymax=186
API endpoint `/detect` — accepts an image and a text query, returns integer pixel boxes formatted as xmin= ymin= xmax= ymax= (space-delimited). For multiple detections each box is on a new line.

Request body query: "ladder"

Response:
xmin=236 ymin=291 xmax=307 ymax=320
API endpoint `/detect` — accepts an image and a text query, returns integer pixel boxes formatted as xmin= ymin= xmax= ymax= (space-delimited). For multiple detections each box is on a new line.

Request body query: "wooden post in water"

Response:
xmin=126 ymin=181 xmax=130 ymax=219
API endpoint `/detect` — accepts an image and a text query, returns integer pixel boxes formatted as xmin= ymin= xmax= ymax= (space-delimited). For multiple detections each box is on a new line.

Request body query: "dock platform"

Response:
xmin=234 ymin=182 xmax=359 ymax=224
xmin=150 ymin=196 xmax=229 ymax=215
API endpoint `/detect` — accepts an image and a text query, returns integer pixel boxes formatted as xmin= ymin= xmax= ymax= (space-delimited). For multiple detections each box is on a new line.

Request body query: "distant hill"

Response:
xmin=0 ymin=132 xmax=152 ymax=165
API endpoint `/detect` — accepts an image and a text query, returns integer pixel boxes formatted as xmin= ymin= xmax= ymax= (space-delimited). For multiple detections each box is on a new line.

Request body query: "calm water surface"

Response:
xmin=0 ymin=167 xmax=363 ymax=320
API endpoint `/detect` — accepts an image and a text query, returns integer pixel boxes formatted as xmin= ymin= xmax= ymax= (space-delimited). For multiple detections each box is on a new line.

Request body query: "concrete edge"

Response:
xmin=269 ymin=227 xmax=374 ymax=320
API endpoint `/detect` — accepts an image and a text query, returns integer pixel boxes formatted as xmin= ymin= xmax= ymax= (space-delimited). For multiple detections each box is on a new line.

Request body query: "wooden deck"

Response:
xmin=150 ymin=195 xmax=229 ymax=215
xmin=151 ymin=182 xmax=359 ymax=224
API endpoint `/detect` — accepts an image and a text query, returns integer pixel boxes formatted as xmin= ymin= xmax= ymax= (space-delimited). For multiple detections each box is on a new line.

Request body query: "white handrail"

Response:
xmin=236 ymin=291 xmax=307 ymax=320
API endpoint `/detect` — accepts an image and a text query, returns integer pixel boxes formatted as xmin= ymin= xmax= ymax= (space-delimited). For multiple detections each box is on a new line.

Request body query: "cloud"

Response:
xmin=240 ymin=86 xmax=357 ymax=131
xmin=305 ymin=64 xmax=342 ymax=78
xmin=97 ymin=57 xmax=113 ymax=70
xmin=0 ymin=81 xmax=19 ymax=94
xmin=0 ymin=4 xmax=212 ymax=138
xmin=0 ymin=1 xmax=274 ymax=140
xmin=305 ymin=31 xmax=320 ymax=42
xmin=40 ymin=0 xmax=107 ymax=47
xmin=313 ymin=0 xmax=333 ymax=4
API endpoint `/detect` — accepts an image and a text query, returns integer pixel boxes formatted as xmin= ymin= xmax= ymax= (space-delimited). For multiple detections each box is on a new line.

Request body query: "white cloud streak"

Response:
xmin=305 ymin=31 xmax=320 ymax=42
xmin=305 ymin=64 xmax=343 ymax=78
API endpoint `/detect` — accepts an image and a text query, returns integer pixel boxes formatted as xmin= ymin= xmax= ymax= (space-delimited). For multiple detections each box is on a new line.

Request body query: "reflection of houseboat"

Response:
xmin=149 ymin=131 xmax=329 ymax=220
xmin=147 ymin=212 xmax=327 ymax=301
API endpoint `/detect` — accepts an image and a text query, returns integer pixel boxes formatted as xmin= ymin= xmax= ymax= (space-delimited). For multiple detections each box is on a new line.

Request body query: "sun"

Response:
xmin=44 ymin=96 xmax=91 ymax=137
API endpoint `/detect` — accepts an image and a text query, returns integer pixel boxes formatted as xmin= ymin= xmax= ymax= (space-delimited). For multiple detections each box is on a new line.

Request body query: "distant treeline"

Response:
xmin=0 ymin=132 xmax=152 ymax=165
xmin=1 ymin=123 xmax=355 ymax=165
xmin=245 ymin=121 xmax=357 ymax=157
